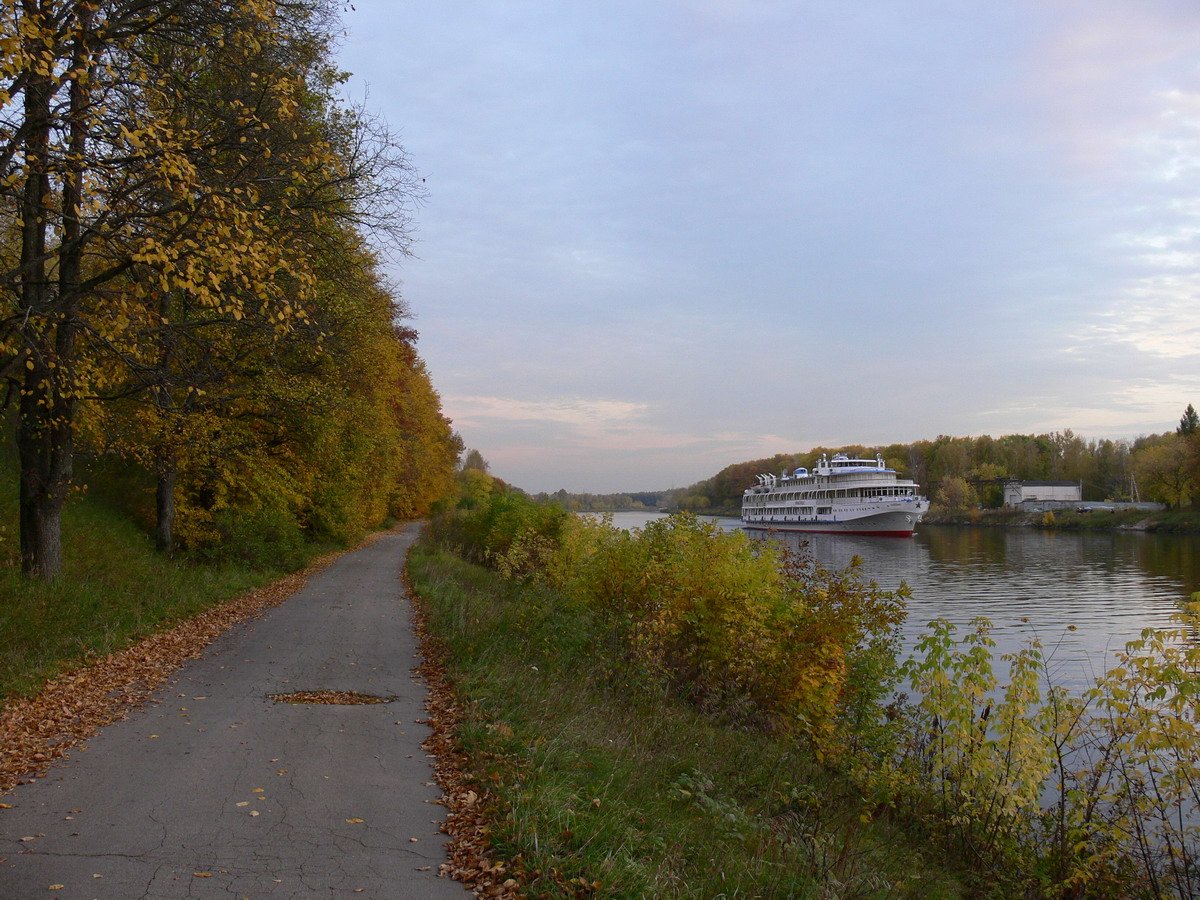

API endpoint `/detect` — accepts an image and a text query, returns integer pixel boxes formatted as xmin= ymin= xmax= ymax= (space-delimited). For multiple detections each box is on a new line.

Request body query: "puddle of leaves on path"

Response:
xmin=268 ymin=690 xmax=395 ymax=705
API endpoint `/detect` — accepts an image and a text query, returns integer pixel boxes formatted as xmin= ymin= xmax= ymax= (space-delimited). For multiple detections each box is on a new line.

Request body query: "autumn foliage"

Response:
xmin=0 ymin=1 xmax=459 ymax=571
xmin=431 ymin=496 xmax=907 ymax=756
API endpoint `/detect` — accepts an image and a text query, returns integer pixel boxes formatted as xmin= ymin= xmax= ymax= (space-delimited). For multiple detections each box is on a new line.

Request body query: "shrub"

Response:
xmin=427 ymin=489 xmax=570 ymax=579
xmin=195 ymin=505 xmax=308 ymax=571
xmin=429 ymin=505 xmax=910 ymax=756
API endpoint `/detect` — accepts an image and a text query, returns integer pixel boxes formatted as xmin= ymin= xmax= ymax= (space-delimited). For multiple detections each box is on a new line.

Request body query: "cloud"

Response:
xmin=1081 ymin=273 xmax=1200 ymax=360
xmin=445 ymin=395 xmax=649 ymax=429
xmin=1030 ymin=3 xmax=1200 ymax=173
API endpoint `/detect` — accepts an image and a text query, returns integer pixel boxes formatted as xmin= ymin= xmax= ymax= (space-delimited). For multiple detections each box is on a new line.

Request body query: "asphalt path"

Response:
xmin=0 ymin=523 xmax=470 ymax=899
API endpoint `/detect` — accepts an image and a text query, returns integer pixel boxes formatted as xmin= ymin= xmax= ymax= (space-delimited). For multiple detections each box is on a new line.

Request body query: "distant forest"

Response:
xmin=545 ymin=409 xmax=1200 ymax=514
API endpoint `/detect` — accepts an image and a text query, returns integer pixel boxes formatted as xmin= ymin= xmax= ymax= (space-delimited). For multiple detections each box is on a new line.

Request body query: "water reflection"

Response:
xmin=758 ymin=525 xmax=1194 ymax=692
xmin=599 ymin=512 xmax=1199 ymax=693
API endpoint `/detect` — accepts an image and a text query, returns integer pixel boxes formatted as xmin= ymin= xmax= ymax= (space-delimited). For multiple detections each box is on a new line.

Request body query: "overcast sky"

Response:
xmin=336 ymin=1 xmax=1200 ymax=494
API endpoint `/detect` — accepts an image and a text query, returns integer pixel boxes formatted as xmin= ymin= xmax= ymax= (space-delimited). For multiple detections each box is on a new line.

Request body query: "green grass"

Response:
xmin=0 ymin=489 xmax=283 ymax=700
xmin=409 ymin=545 xmax=962 ymax=899
xmin=1143 ymin=506 xmax=1200 ymax=533
xmin=0 ymin=435 xmax=311 ymax=702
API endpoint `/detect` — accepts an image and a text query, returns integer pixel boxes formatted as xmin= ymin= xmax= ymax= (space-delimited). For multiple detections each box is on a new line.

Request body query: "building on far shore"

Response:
xmin=1004 ymin=480 xmax=1081 ymax=509
xmin=1001 ymin=480 xmax=1165 ymax=512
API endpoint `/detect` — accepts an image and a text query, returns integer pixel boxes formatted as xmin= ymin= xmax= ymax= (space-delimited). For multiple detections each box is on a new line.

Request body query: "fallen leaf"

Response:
xmin=49 ymin=885 xmax=64 ymax=891
xmin=0 ymin=803 xmax=10 ymax=809
xmin=250 ymin=810 xmax=260 ymax=817
xmin=252 ymin=788 xmax=264 ymax=793
xmin=193 ymin=872 xmax=213 ymax=877
xmin=345 ymin=818 xmax=364 ymax=824
xmin=236 ymin=802 xmax=249 ymax=807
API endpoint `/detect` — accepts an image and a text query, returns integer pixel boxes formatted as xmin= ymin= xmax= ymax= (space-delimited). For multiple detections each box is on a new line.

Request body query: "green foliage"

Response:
xmin=427 ymin=487 xmax=570 ymax=580
xmin=894 ymin=620 xmax=1059 ymax=887
xmin=890 ymin=605 xmax=1200 ymax=899
xmin=1178 ymin=404 xmax=1199 ymax=436
xmin=1134 ymin=433 xmax=1197 ymax=508
xmin=197 ymin=505 xmax=308 ymax=571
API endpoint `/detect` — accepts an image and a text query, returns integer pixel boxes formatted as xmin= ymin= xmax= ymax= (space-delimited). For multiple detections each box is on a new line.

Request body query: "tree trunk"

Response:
xmin=17 ymin=398 xmax=65 ymax=579
xmin=156 ymin=449 xmax=178 ymax=554
xmin=15 ymin=5 xmax=92 ymax=578
xmin=16 ymin=43 xmax=60 ymax=577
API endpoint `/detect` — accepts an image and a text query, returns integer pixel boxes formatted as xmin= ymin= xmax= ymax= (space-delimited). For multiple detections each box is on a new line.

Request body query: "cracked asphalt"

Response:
xmin=0 ymin=524 xmax=470 ymax=899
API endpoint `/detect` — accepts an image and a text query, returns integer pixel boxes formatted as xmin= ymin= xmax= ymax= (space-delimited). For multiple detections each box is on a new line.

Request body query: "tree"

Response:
xmin=461 ymin=449 xmax=490 ymax=474
xmin=966 ymin=463 xmax=1008 ymax=508
xmin=934 ymin=476 xmax=975 ymax=511
xmin=2 ymin=0 xmax=425 ymax=573
xmin=1133 ymin=435 xmax=1195 ymax=508
xmin=1179 ymin=404 xmax=1199 ymax=436
xmin=1 ymin=0 xmax=289 ymax=575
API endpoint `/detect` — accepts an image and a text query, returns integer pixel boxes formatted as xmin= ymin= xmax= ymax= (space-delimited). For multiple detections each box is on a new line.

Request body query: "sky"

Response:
xmin=335 ymin=1 xmax=1200 ymax=494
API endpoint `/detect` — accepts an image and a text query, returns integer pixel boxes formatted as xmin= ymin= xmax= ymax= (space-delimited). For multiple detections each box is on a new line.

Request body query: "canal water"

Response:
xmin=599 ymin=511 xmax=1200 ymax=693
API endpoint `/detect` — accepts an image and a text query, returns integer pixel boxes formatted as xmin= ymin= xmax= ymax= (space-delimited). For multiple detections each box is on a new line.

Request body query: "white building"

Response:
xmin=1003 ymin=480 xmax=1082 ymax=508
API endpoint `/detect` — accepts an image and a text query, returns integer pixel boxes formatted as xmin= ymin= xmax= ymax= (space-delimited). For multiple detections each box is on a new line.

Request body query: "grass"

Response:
xmin=0 ymin=492 xmax=284 ymax=701
xmin=0 ymin=440 xmax=309 ymax=702
xmin=409 ymin=544 xmax=962 ymax=899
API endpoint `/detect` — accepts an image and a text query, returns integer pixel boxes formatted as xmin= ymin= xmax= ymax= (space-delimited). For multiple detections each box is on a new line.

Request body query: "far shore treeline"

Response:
xmin=550 ymin=407 xmax=1200 ymax=514
xmin=0 ymin=0 xmax=460 ymax=578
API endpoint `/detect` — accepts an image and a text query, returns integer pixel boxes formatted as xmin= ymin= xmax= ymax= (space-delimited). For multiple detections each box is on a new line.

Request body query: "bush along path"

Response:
xmin=0 ymin=524 xmax=473 ymax=899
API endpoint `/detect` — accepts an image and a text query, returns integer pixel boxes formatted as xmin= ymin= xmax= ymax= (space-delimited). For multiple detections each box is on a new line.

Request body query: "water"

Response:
xmin=597 ymin=511 xmax=1200 ymax=692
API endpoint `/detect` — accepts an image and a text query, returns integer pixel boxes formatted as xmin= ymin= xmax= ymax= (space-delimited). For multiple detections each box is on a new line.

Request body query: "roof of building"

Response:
xmin=1007 ymin=480 xmax=1080 ymax=487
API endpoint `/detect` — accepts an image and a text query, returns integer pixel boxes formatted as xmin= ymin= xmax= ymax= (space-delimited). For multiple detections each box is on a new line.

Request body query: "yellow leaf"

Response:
xmin=345 ymin=818 xmax=364 ymax=823
xmin=193 ymin=872 xmax=213 ymax=877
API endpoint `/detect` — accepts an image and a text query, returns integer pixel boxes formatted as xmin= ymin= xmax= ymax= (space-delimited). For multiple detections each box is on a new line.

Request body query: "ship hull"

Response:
xmin=741 ymin=507 xmax=923 ymax=537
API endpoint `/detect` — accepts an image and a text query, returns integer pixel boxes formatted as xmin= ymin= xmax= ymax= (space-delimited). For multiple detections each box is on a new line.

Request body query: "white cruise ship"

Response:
xmin=741 ymin=453 xmax=928 ymax=536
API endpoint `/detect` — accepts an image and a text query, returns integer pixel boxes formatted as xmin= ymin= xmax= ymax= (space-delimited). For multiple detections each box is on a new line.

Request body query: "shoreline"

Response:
xmin=582 ymin=507 xmax=1200 ymax=535
xmin=920 ymin=507 xmax=1200 ymax=534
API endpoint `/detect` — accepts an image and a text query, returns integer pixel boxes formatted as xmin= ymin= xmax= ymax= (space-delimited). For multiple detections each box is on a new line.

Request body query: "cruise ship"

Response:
xmin=741 ymin=453 xmax=928 ymax=536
